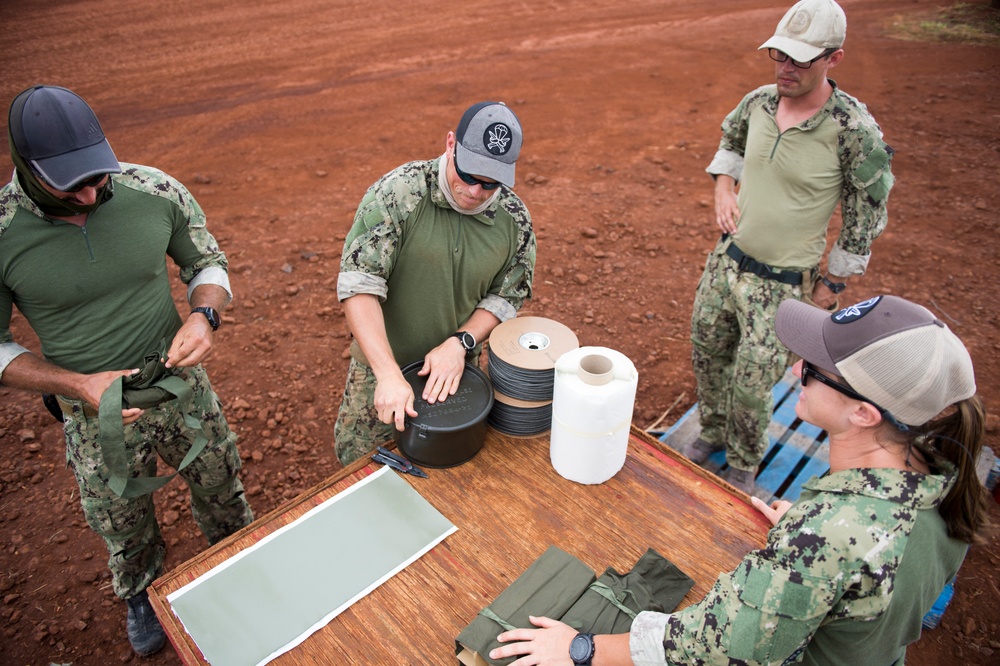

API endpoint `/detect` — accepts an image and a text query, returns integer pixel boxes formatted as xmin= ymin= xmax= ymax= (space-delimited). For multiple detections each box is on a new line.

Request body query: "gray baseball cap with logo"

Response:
xmin=759 ymin=0 xmax=847 ymax=63
xmin=454 ymin=101 xmax=522 ymax=188
xmin=8 ymin=85 xmax=120 ymax=191
xmin=775 ymin=295 xmax=976 ymax=427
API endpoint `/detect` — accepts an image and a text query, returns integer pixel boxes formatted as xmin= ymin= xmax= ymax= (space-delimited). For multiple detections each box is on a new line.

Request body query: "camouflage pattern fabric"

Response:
xmin=61 ymin=365 xmax=253 ymax=599
xmin=713 ymin=82 xmax=894 ymax=267
xmin=333 ymin=357 xmax=397 ymax=466
xmin=631 ymin=458 xmax=967 ymax=665
xmin=690 ymin=238 xmax=802 ymax=472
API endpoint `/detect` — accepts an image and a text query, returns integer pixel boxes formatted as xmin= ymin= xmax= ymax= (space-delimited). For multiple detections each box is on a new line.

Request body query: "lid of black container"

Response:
xmin=401 ymin=361 xmax=494 ymax=431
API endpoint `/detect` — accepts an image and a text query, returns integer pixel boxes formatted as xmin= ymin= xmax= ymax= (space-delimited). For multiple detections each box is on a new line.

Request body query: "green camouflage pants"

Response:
xmin=61 ymin=365 xmax=253 ymax=599
xmin=690 ymin=238 xmax=804 ymax=472
xmin=333 ymin=358 xmax=397 ymax=466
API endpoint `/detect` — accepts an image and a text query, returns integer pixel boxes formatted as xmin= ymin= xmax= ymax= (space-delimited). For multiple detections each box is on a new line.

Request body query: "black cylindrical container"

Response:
xmin=395 ymin=361 xmax=494 ymax=468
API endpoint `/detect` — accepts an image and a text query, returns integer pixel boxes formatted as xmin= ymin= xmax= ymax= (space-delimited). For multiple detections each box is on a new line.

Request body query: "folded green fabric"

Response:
xmin=561 ymin=548 xmax=694 ymax=635
xmin=456 ymin=546 xmax=694 ymax=665
xmin=456 ymin=546 xmax=596 ymax=665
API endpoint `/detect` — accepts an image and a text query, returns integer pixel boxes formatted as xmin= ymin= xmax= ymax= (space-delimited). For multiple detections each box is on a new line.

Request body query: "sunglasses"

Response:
xmin=63 ymin=173 xmax=109 ymax=193
xmin=801 ymin=361 xmax=909 ymax=431
xmin=453 ymin=149 xmax=501 ymax=190
xmin=767 ymin=47 xmax=837 ymax=69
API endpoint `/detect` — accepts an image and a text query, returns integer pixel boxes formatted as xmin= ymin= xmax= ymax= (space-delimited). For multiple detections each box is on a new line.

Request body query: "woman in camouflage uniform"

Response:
xmin=491 ymin=295 xmax=988 ymax=666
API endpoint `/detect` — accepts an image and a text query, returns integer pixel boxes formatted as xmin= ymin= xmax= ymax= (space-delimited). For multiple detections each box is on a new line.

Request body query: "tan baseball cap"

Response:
xmin=759 ymin=0 xmax=847 ymax=63
xmin=775 ymin=296 xmax=976 ymax=427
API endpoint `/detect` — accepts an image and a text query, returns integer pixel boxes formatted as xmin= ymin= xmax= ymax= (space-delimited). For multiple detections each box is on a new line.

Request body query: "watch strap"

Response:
xmin=820 ymin=276 xmax=847 ymax=293
xmin=451 ymin=331 xmax=475 ymax=352
xmin=191 ymin=306 xmax=220 ymax=331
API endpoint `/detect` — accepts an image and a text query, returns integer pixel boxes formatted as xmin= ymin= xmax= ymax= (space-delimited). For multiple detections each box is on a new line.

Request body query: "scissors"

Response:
xmin=371 ymin=446 xmax=429 ymax=478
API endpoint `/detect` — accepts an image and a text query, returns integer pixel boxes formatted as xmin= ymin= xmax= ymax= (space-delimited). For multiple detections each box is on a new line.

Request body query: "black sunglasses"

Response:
xmin=801 ymin=361 xmax=909 ymax=431
xmin=768 ymin=47 xmax=837 ymax=69
xmin=453 ymin=149 xmax=501 ymax=190
xmin=63 ymin=173 xmax=109 ymax=193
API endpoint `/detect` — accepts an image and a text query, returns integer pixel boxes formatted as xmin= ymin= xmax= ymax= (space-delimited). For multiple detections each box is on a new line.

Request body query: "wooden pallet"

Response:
xmin=655 ymin=367 xmax=830 ymax=505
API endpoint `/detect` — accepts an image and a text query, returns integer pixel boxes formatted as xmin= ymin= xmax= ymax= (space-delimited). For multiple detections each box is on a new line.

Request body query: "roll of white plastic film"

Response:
xmin=549 ymin=346 xmax=639 ymax=484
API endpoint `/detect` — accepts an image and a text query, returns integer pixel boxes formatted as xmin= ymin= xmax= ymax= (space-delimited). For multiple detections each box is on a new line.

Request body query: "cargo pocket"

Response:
xmin=727 ymin=561 xmax=838 ymax=663
xmin=80 ymin=494 xmax=155 ymax=558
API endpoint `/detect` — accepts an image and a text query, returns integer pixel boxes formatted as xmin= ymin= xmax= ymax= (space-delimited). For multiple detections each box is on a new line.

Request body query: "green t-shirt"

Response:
xmin=0 ymin=164 xmax=228 ymax=374
xmin=339 ymin=158 xmax=535 ymax=367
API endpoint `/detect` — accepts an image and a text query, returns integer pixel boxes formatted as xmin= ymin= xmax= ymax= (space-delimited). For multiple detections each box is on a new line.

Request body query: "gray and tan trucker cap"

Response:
xmin=775 ymin=295 xmax=976 ymax=426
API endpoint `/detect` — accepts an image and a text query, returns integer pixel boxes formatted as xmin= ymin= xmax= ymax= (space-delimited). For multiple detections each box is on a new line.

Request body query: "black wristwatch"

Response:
xmin=821 ymin=276 xmax=847 ymax=294
xmin=569 ymin=632 xmax=595 ymax=665
xmin=451 ymin=331 xmax=476 ymax=353
xmin=191 ymin=306 xmax=221 ymax=331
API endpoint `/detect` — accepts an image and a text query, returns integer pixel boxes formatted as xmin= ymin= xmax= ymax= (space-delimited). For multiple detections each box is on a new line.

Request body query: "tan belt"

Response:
xmin=55 ymin=395 xmax=99 ymax=419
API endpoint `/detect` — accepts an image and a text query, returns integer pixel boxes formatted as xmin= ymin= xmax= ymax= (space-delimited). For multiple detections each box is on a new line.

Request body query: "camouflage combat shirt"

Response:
xmin=338 ymin=157 xmax=535 ymax=367
xmin=0 ymin=164 xmax=230 ymax=375
xmin=630 ymin=457 xmax=967 ymax=666
xmin=706 ymin=81 xmax=894 ymax=277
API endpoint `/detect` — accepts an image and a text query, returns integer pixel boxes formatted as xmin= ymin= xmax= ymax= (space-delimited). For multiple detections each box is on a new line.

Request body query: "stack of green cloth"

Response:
xmin=456 ymin=545 xmax=693 ymax=665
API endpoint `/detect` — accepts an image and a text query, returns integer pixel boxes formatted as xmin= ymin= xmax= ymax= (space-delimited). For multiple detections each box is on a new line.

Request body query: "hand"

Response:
xmin=121 ymin=407 xmax=145 ymax=425
xmin=77 ymin=369 xmax=146 ymax=424
xmin=165 ymin=314 xmax=214 ymax=368
xmin=714 ymin=178 xmax=740 ymax=235
xmin=751 ymin=496 xmax=793 ymax=526
xmin=490 ymin=616 xmax=577 ymax=665
xmin=374 ymin=371 xmax=418 ymax=431
xmin=417 ymin=338 xmax=467 ymax=404
xmin=809 ymin=280 xmax=840 ymax=311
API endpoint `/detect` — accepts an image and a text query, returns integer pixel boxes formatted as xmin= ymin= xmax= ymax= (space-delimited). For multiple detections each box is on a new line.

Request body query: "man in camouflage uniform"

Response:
xmin=684 ymin=0 xmax=894 ymax=492
xmin=0 ymin=85 xmax=253 ymax=656
xmin=335 ymin=101 xmax=535 ymax=465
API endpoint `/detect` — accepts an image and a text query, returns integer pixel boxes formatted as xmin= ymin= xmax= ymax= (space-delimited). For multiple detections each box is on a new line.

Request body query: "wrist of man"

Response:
xmin=451 ymin=331 xmax=476 ymax=354
xmin=820 ymin=275 xmax=847 ymax=294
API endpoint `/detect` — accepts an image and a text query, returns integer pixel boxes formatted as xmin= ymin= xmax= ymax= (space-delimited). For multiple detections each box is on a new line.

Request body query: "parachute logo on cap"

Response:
xmin=832 ymin=296 xmax=881 ymax=324
xmin=484 ymin=123 xmax=511 ymax=155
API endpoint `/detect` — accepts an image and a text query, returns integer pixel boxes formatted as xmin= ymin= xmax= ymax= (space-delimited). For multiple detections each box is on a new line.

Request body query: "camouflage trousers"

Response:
xmin=690 ymin=238 xmax=805 ymax=472
xmin=61 ymin=365 xmax=253 ymax=600
xmin=333 ymin=358 xmax=397 ymax=466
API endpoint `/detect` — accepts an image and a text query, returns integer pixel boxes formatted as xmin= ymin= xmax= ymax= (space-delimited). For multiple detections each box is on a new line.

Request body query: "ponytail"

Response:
xmin=922 ymin=396 xmax=989 ymax=543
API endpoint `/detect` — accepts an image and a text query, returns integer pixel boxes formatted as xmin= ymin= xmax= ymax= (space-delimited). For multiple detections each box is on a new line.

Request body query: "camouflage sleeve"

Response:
xmin=0 ymin=282 xmax=30 ymax=377
xmin=338 ymin=163 xmax=430 ymax=301
xmin=486 ymin=193 xmax=535 ymax=315
xmin=120 ymin=165 xmax=233 ymax=303
xmin=830 ymin=105 xmax=895 ymax=277
xmin=651 ymin=553 xmax=836 ymax=665
xmin=706 ymin=86 xmax=777 ymax=182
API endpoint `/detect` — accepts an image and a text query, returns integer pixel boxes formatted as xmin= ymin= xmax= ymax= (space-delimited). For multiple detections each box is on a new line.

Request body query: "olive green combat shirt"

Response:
xmin=338 ymin=157 xmax=535 ymax=367
xmin=706 ymin=81 xmax=894 ymax=277
xmin=629 ymin=454 xmax=967 ymax=666
xmin=0 ymin=164 xmax=230 ymax=376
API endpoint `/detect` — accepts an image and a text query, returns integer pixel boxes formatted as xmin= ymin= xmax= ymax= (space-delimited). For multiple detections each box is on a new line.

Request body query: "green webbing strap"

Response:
xmin=587 ymin=581 xmax=638 ymax=620
xmin=477 ymin=607 xmax=517 ymax=632
xmin=98 ymin=370 xmax=208 ymax=499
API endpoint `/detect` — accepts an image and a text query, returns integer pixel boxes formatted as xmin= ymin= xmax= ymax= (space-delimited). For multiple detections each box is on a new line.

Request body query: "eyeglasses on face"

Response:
xmin=768 ymin=47 xmax=837 ymax=69
xmin=800 ymin=360 xmax=909 ymax=431
xmin=63 ymin=173 xmax=109 ymax=193
xmin=453 ymin=149 xmax=501 ymax=190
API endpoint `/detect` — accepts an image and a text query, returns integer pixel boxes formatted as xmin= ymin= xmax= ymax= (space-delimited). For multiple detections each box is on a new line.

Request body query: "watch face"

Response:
xmin=569 ymin=633 xmax=594 ymax=662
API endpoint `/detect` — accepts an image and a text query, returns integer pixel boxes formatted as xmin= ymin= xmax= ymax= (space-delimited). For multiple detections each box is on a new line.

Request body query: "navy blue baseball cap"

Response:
xmin=8 ymin=85 xmax=120 ymax=191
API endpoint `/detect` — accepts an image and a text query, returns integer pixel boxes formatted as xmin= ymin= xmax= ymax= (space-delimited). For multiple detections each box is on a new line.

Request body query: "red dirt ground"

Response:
xmin=1 ymin=0 xmax=997 ymax=663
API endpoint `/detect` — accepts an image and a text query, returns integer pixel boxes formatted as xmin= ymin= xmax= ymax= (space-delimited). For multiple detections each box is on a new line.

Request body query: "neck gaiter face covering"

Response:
xmin=7 ymin=125 xmax=112 ymax=217
xmin=437 ymin=153 xmax=499 ymax=216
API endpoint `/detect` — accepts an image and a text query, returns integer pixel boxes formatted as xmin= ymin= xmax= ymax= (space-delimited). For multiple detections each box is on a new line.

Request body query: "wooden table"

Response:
xmin=148 ymin=425 xmax=770 ymax=664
